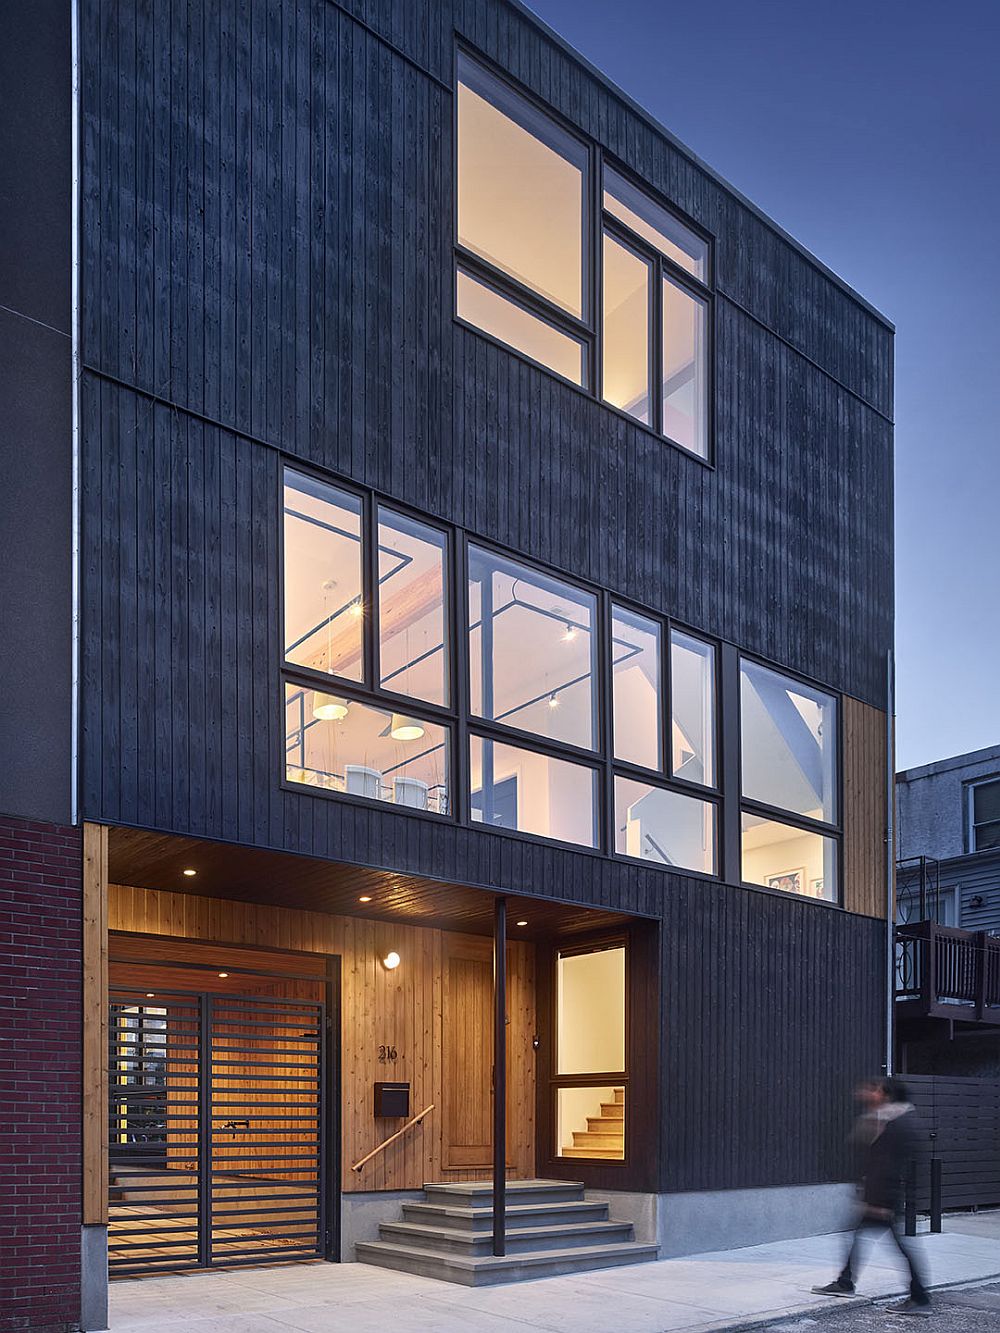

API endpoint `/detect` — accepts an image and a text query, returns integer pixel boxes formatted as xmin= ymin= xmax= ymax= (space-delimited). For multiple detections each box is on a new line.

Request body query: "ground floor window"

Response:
xmin=553 ymin=942 xmax=626 ymax=1161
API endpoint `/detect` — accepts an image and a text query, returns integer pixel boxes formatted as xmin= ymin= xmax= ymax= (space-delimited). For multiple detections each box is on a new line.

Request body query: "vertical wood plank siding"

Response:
xmin=79 ymin=0 xmax=893 ymax=1195
xmin=80 ymin=0 xmax=892 ymax=707
xmin=843 ymin=698 xmax=890 ymax=919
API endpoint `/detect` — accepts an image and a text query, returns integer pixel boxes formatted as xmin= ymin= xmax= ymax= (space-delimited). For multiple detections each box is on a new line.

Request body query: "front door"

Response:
xmin=441 ymin=936 xmax=494 ymax=1168
xmin=108 ymin=986 xmax=327 ymax=1276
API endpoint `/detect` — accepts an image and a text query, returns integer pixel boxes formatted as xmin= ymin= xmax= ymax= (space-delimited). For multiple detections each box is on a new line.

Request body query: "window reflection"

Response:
xmin=741 ymin=812 xmax=837 ymax=901
xmin=740 ymin=660 xmax=837 ymax=823
xmin=663 ymin=277 xmax=708 ymax=458
xmin=468 ymin=546 xmax=597 ymax=750
xmin=612 ymin=606 xmax=661 ymax=770
xmin=614 ymin=776 xmax=716 ymax=874
xmin=457 ymin=54 xmax=588 ymax=318
xmin=283 ymin=471 xmax=364 ymax=681
xmin=285 ymin=685 xmax=449 ymax=813
xmin=377 ymin=509 xmax=448 ymax=706
xmin=602 ymin=234 xmax=651 ymax=423
xmin=470 ymin=735 xmax=597 ymax=847
xmin=670 ymin=631 xmax=715 ymax=787
xmin=456 ymin=269 xmax=587 ymax=386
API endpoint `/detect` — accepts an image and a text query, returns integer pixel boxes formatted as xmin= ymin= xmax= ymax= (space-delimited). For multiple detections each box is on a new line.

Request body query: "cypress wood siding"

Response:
xmin=108 ymin=883 xmax=536 ymax=1193
xmin=842 ymin=697 xmax=890 ymax=919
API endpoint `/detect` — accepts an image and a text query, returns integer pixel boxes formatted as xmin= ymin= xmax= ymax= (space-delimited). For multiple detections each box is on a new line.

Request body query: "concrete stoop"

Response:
xmin=355 ymin=1179 xmax=658 ymax=1285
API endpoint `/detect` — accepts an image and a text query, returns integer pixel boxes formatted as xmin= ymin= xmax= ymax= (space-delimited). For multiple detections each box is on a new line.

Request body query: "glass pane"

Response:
xmin=741 ymin=812 xmax=837 ymax=902
xmin=457 ymin=55 xmax=588 ymax=318
xmin=670 ymin=631 xmax=715 ymax=786
xmin=602 ymin=233 xmax=650 ymax=424
xmin=468 ymin=546 xmax=597 ymax=749
xmin=557 ymin=946 xmax=625 ymax=1075
xmin=614 ymin=776 xmax=716 ymax=874
xmin=740 ymin=660 xmax=838 ymax=823
xmin=603 ymin=166 xmax=707 ymax=280
xmin=973 ymin=780 xmax=1000 ymax=824
xmin=377 ymin=509 xmax=448 ymax=706
xmin=283 ymin=470 xmax=364 ymax=680
xmin=663 ymin=276 xmax=708 ymax=457
xmin=456 ymin=269 xmax=587 ymax=386
xmin=469 ymin=735 xmax=597 ymax=848
xmin=612 ymin=606 xmax=661 ymax=769
xmin=285 ymin=685 xmax=449 ymax=814
xmin=557 ymin=1086 xmax=624 ymax=1160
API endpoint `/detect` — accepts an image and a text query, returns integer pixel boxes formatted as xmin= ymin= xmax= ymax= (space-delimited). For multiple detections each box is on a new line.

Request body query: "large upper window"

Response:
xmin=455 ymin=54 xmax=712 ymax=459
xmin=970 ymin=778 xmax=1000 ymax=851
xmin=671 ymin=630 xmax=716 ymax=787
xmin=470 ymin=735 xmax=598 ymax=848
xmin=739 ymin=659 xmax=839 ymax=902
xmin=457 ymin=53 xmax=589 ymax=320
xmin=377 ymin=508 xmax=449 ymax=706
xmin=611 ymin=606 xmax=661 ymax=770
xmin=468 ymin=545 xmax=597 ymax=751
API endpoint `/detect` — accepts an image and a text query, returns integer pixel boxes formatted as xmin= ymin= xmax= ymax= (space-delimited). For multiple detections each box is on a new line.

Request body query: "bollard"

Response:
xmin=930 ymin=1157 xmax=942 ymax=1233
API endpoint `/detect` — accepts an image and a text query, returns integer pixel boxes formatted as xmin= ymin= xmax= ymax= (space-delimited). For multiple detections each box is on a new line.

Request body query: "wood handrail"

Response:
xmin=350 ymin=1104 xmax=434 ymax=1174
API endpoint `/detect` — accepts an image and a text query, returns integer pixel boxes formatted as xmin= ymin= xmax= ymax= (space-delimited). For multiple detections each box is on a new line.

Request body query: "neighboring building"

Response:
xmin=895 ymin=747 xmax=1000 ymax=1077
xmin=1 ymin=2 xmax=894 ymax=1330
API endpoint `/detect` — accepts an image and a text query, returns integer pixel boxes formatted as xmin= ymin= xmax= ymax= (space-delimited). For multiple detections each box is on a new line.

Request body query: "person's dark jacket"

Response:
xmin=862 ymin=1106 xmax=921 ymax=1212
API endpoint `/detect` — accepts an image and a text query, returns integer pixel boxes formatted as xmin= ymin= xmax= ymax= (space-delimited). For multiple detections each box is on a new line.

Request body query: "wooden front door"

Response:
xmin=442 ymin=936 xmax=494 ymax=1168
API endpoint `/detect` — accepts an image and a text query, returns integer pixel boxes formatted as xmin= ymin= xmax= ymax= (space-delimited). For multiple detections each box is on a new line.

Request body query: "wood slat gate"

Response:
xmin=108 ymin=988 xmax=326 ymax=1275
xmin=906 ymin=1074 xmax=1000 ymax=1211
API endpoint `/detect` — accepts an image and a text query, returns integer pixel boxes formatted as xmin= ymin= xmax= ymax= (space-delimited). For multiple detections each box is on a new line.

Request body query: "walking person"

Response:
xmin=813 ymin=1077 xmax=932 ymax=1316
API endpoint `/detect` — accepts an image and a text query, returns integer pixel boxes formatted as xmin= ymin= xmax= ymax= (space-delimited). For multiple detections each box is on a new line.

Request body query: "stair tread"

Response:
xmin=356 ymin=1239 xmax=658 ymax=1272
xmin=404 ymin=1200 xmax=606 ymax=1220
xmin=421 ymin=1180 xmax=583 ymax=1194
xmin=382 ymin=1220 xmax=631 ymax=1244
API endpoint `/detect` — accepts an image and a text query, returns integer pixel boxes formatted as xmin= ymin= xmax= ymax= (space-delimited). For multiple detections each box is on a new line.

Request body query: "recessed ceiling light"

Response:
xmin=359 ymin=895 xmax=372 ymax=903
xmin=182 ymin=868 xmax=197 ymax=877
xmin=145 ymin=992 xmax=155 ymax=998
xmin=516 ymin=920 xmax=528 ymax=927
xmin=218 ymin=972 xmax=229 ymax=978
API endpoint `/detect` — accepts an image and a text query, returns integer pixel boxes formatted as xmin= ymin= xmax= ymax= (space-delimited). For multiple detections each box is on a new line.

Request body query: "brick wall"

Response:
xmin=0 ymin=816 xmax=82 ymax=1333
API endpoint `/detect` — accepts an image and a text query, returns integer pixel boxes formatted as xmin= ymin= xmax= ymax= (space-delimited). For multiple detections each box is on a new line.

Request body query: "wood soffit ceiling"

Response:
xmin=107 ymin=826 xmax=645 ymax=942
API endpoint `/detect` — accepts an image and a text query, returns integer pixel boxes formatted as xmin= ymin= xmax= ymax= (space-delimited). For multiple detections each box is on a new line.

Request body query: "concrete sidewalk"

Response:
xmin=107 ymin=1218 xmax=1000 ymax=1333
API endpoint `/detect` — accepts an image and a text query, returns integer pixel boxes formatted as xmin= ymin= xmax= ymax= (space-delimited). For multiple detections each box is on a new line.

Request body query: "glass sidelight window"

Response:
xmin=554 ymin=944 xmax=626 ymax=1161
xmin=377 ymin=508 xmax=449 ymax=706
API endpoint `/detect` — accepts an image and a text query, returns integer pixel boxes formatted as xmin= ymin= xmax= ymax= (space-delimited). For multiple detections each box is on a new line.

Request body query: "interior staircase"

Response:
xmin=560 ymin=1086 xmax=625 ymax=1160
xmin=355 ymin=1178 xmax=657 ymax=1285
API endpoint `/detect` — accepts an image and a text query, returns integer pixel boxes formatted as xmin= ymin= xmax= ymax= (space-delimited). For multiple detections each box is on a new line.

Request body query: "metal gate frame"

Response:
xmin=108 ymin=954 xmax=340 ymax=1276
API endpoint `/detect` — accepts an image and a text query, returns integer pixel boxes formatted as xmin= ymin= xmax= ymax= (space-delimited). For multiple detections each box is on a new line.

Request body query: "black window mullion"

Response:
xmin=653 ymin=257 xmax=665 ymax=437
xmin=364 ymin=492 xmax=378 ymax=690
xmin=592 ymin=144 xmax=604 ymax=398
xmin=598 ymin=590 xmax=614 ymax=855
xmin=454 ymin=533 xmax=471 ymax=825
xmin=720 ymin=641 xmax=742 ymax=885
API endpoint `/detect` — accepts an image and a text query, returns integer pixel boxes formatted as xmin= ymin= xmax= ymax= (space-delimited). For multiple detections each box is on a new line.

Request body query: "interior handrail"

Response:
xmin=350 ymin=1104 xmax=435 ymax=1174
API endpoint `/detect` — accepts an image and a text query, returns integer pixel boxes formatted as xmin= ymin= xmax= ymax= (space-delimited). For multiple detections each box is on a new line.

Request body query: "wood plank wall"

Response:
xmin=108 ymin=884 xmax=536 ymax=1192
xmin=842 ymin=697 xmax=890 ymax=918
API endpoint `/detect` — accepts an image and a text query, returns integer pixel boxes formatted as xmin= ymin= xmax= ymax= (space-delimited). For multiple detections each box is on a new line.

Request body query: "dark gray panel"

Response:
xmin=0 ymin=0 xmax=71 ymax=334
xmin=0 ymin=308 xmax=72 ymax=824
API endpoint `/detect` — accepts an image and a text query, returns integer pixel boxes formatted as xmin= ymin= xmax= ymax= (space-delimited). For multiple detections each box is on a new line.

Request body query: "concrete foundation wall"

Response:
xmin=340 ymin=1191 xmax=422 ymax=1260
xmin=587 ymin=1183 xmax=855 ymax=1257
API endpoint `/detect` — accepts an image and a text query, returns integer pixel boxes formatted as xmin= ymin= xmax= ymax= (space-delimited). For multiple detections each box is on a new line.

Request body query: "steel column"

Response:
xmin=493 ymin=895 xmax=507 ymax=1258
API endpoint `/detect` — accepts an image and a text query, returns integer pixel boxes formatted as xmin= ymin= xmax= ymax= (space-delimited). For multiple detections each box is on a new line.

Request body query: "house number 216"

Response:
xmin=378 ymin=1045 xmax=398 ymax=1063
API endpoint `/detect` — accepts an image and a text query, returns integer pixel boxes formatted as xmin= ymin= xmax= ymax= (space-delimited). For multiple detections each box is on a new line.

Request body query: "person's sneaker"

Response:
xmin=812 ymin=1280 xmax=855 ymax=1297
xmin=885 ymin=1299 xmax=932 ymax=1317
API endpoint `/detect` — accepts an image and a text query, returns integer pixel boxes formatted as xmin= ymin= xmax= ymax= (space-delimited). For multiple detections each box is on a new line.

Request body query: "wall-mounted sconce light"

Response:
xmin=970 ymin=895 xmax=984 ymax=909
xmin=382 ymin=951 xmax=401 ymax=971
xmin=313 ymin=693 xmax=350 ymax=721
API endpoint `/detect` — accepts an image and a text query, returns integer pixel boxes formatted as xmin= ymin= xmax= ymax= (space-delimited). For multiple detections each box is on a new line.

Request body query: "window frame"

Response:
xmin=736 ymin=650 xmax=844 ymax=905
xmin=453 ymin=45 xmax=715 ymax=465
xmin=967 ymin=776 xmax=1000 ymax=853
xmin=279 ymin=460 xmax=849 ymax=909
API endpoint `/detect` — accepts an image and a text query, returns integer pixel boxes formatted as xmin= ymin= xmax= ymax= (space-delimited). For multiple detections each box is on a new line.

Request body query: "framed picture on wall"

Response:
xmin=810 ymin=877 xmax=825 ymax=897
xmin=766 ymin=867 xmax=805 ymax=895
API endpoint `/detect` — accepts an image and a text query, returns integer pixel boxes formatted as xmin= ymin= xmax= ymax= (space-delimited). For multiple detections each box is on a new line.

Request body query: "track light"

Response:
xmin=548 ymin=693 xmax=560 ymax=709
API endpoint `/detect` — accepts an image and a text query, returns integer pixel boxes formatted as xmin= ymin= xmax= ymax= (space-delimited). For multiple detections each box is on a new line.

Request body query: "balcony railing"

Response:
xmin=895 ymin=919 xmax=1000 ymax=1023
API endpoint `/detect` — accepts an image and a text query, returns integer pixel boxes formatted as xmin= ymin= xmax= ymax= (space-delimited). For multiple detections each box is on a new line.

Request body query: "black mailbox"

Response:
xmin=374 ymin=1081 xmax=410 ymax=1118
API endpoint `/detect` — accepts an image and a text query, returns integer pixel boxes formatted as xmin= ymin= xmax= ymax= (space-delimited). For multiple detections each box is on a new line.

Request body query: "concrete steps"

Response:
xmin=355 ymin=1179 xmax=657 ymax=1285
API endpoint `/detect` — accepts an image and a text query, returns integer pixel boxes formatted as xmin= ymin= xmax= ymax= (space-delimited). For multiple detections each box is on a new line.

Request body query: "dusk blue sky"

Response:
xmin=531 ymin=0 xmax=1000 ymax=772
